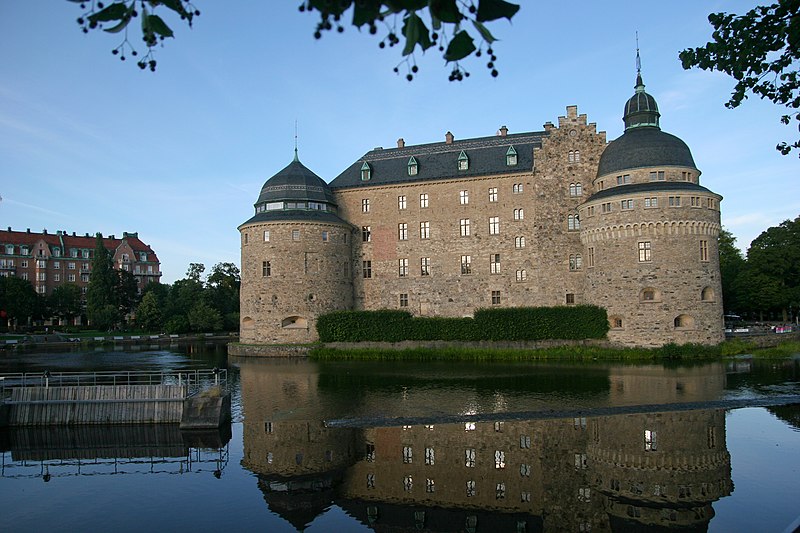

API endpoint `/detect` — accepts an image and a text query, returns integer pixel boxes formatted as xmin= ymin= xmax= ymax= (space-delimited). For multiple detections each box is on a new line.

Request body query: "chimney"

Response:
xmin=26 ymin=228 xmax=30 ymax=233
xmin=110 ymin=234 xmax=115 ymax=239
xmin=85 ymin=233 xmax=90 ymax=237
xmin=397 ymin=138 xmax=405 ymax=148
xmin=543 ymin=121 xmax=555 ymax=132
xmin=43 ymin=229 xmax=48 ymax=234
xmin=499 ymin=125 xmax=508 ymax=137
xmin=445 ymin=131 xmax=454 ymax=144
xmin=72 ymin=232 xmax=76 ymax=236
xmin=6 ymin=226 xmax=10 ymax=232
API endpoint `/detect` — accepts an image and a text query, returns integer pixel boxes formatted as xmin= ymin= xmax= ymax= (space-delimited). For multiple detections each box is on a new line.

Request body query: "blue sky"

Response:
xmin=1 ymin=1 xmax=797 ymax=284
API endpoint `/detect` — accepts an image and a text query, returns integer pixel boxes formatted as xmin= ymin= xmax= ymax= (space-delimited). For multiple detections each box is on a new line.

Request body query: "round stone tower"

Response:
xmin=580 ymin=69 xmax=724 ymax=347
xmin=238 ymin=152 xmax=354 ymax=344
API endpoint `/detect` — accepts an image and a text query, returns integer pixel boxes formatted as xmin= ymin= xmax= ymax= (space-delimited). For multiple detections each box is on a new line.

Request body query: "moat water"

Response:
xmin=0 ymin=343 xmax=798 ymax=532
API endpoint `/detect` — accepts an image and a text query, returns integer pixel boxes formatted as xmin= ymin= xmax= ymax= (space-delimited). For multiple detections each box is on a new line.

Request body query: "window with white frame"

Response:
xmin=460 ymin=218 xmax=470 ymax=237
xmin=616 ymin=174 xmax=631 ymax=185
xmin=465 ymin=448 xmax=476 ymax=467
xmin=512 ymin=183 xmax=523 ymax=193
xmin=506 ymin=146 xmax=518 ymax=166
xmin=420 ymin=193 xmax=429 ymax=208
xmin=398 ymin=195 xmax=407 ymax=210
xmin=490 ymin=254 xmax=500 ymax=274
xmin=569 ymin=254 xmax=582 ymax=271
xmin=515 ymin=236 xmax=525 ymax=249
xmin=262 ymin=261 xmax=271 ymax=277
xmin=569 ymin=183 xmax=582 ymax=197
xmin=398 ymin=258 xmax=408 ymax=277
xmin=421 ymin=257 xmax=430 ymax=276
xmin=644 ymin=197 xmax=658 ymax=208
xmin=669 ymin=196 xmax=681 ymax=207
xmin=461 ymin=255 xmax=472 ymax=275
xmin=398 ymin=223 xmax=408 ymax=240
xmin=638 ymin=241 xmax=652 ymax=262
xmin=263 ymin=230 xmax=270 ymax=242
xmin=516 ymin=269 xmax=527 ymax=281
xmin=425 ymin=447 xmax=435 ymax=465
xmin=458 ymin=150 xmax=469 ymax=170
xmin=362 ymin=226 xmax=371 ymax=242
xmin=644 ymin=430 xmax=657 ymax=451
xmin=621 ymin=199 xmax=634 ymax=210
xmin=489 ymin=216 xmax=500 ymax=235
xmin=420 ymin=221 xmax=430 ymax=239
xmin=488 ymin=187 xmax=498 ymax=202
xmin=568 ymin=214 xmax=580 ymax=230
xmin=360 ymin=161 xmax=371 ymax=181
xmin=407 ymin=156 xmax=418 ymax=176
xmin=459 ymin=189 xmax=469 ymax=205
xmin=362 ymin=198 xmax=370 ymax=213
xmin=514 ymin=208 xmax=524 ymax=220
xmin=649 ymin=170 xmax=665 ymax=181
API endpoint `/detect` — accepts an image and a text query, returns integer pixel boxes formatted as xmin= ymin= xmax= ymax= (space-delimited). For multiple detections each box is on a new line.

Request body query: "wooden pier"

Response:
xmin=0 ymin=370 xmax=230 ymax=428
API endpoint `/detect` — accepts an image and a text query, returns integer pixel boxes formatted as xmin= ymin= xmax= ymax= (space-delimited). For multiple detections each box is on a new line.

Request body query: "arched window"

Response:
xmin=506 ymin=146 xmax=518 ymax=166
xmin=701 ymin=287 xmax=715 ymax=301
xmin=569 ymin=183 xmax=582 ymax=197
xmin=360 ymin=161 xmax=371 ymax=181
xmin=569 ymin=254 xmax=582 ymax=271
xmin=458 ymin=150 xmax=469 ymax=170
xmin=407 ymin=156 xmax=418 ymax=176
xmin=568 ymin=214 xmax=580 ymax=230
xmin=640 ymin=287 xmax=662 ymax=302
xmin=242 ymin=316 xmax=255 ymax=328
xmin=674 ymin=314 xmax=695 ymax=329
xmin=281 ymin=316 xmax=309 ymax=329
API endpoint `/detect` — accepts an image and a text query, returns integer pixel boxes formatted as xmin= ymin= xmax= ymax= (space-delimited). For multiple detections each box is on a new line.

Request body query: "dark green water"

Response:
xmin=0 ymin=344 xmax=798 ymax=532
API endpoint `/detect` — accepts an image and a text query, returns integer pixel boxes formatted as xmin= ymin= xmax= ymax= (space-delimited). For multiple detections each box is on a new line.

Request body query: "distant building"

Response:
xmin=239 ymin=67 xmax=723 ymax=348
xmin=0 ymin=227 xmax=161 ymax=323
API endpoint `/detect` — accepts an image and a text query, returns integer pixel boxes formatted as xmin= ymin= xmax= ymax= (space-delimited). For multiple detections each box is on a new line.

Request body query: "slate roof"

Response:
xmin=255 ymin=158 xmax=336 ymax=205
xmin=586 ymin=181 xmax=720 ymax=202
xmin=597 ymin=127 xmax=696 ymax=178
xmin=239 ymin=209 xmax=349 ymax=228
xmin=329 ymin=131 xmax=546 ymax=190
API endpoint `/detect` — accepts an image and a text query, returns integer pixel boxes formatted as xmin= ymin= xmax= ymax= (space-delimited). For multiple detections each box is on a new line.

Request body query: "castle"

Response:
xmin=238 ymin=68 xmax=723 ymax=348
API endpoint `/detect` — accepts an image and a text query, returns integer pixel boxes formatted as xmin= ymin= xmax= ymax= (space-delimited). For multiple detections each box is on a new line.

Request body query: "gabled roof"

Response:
xmin=329 ymin=131 xmax=546 ymax=190
xmin=0 ymin=229 xmax=159 ymax=262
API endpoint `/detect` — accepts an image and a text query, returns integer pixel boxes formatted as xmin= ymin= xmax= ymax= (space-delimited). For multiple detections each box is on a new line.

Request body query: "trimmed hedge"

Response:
xmin=316 ymin=306 xmax=609 ymax=342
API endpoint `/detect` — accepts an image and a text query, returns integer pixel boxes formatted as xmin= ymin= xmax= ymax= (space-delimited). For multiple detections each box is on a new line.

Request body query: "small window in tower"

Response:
xmin=506 ymin=146 xmax=518 ymax=166
xmin=360 ymin=161 xmax=371 ymax=181
xmin=458 ymin=150 xmax=469 ymax=170
xmin=408 ymin=156 xmax=418 ymax=176
xmin=292 ymin=229 xmax=301 ymax=241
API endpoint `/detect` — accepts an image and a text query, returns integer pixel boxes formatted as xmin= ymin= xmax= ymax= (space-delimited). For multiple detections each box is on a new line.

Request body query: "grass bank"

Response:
xmin=310 ymin=340 xmax=800 ymax=362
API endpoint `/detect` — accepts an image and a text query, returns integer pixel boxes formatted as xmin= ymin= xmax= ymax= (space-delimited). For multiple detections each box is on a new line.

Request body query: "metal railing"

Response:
xmin=0 ymin=368 xmax=227 ymax=400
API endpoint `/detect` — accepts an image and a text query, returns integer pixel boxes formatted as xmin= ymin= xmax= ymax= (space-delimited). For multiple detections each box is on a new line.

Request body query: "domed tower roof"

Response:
xmin=240 ymin=151 xmax=346 ymax=227
xmin=598 ymin=62 xmax=697 ymax=177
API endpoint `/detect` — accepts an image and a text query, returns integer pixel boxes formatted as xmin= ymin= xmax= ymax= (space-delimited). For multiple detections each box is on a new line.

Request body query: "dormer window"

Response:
xmin=458 ymin=150 xmax=469 ymax=171
xmin=360 ymin=161 xmax=371 ymax=181
xmin=407 ymin=156 xmax=418 ymax=176
xmin=506 ymin=146 xmax=517 ymax=166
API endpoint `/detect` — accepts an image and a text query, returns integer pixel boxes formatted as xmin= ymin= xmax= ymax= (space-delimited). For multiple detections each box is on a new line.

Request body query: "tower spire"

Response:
xmin=635 ymin=32 xmax=644 ymax=90
xmin=293 ymin=120 xmax=299 ymax=162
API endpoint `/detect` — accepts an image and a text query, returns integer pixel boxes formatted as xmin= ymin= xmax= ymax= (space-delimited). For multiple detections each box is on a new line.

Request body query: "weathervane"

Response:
xmin=294 ymin=120 xmax=299 ymax=161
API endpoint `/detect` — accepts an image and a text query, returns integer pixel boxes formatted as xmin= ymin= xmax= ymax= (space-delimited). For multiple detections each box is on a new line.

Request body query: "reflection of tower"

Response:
xmin=607 ymin=363 xmax=727 ymax=405
xmin=238 ymin=152 xmax=354 ymax=344
xmin=236 ymin=358 xmax=357 ymax=530
xmin=582 ymin=59 xmax=724 ymax=347
xmin=587 ymin=409 xmax=731 ymax=531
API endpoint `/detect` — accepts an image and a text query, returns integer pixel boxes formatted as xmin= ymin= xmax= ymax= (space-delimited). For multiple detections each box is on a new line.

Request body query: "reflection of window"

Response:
xmin=465 ymin=448 xmax=476 ymax=467
xmin=520 ymin=435 xmax=531 ymax=449
xmin=644 ymin=430 xmax=657 ymax=451
xmin=403 ymin=446 xmax=413 ymax=463
xmin=425 ymin=447 xmax=435 ymax=465
xmin=495 ymin=450 xmax=505 ymax=469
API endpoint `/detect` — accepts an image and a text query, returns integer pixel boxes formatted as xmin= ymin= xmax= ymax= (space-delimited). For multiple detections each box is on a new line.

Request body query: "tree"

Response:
xmin=0 ymin=276 xmax=41 ymax=330
xmin=86 ymin=234 xmax=120 ymax=328
xmin=718 ymin=228 xmax=747 ymax=313
xmin=187 ymin=300 xmax=222 ymax=332
xmin=71 ymin=0 xmax=519 ymax=80
xmin=116 ymin=269 xmax=140 ymax=318
xmin=679 ymin=0 xmax=800 ymax=156
xmin=745 ymin=214 xmax=800 ymax=320
xmin=207 ymin=262 xmax=240 ymax=330
xmin=135 ymin=291 xmax=163 ymax=331
xmin=49 ymin=283 xmax=83 ymax=324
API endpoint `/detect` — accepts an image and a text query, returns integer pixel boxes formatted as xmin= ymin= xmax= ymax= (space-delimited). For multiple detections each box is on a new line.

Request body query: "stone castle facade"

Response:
xmin=239 ymin=69 xmax=723 ymax=347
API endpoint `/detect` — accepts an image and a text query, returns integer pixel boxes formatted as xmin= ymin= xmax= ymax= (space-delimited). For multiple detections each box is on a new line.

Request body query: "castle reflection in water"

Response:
xmin=238 ymin=360 xmax=733 ymax=532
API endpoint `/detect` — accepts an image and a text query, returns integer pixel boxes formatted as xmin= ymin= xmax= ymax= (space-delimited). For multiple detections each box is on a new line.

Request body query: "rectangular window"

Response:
xmin=81 ymin=274 xmax=89 ymax=282
xmin=669 ymin=196 xmax=681 ymax=207
xmin=491 ymin=290 xmax=501 ymax=305
xmin=489 ymin=187 xmax=498 ymax=202
xmin=363 ymin=260 xmax=372 ymax=278
xmin=644 ymin=430 xmax=657 ymax=451
xmin=82 ymin=262 xmax=89 ymax=271
xmin=516 ymin=269 xmax=527 ymax=281
xmin=399 ymin=293 xmax=408 ymax=307
xmin=361 ymin=198 xmax=370 ymax=213
xmin=403 ymin=446 xmax=413 ymax=464
xmin=644 ymin=197 xmax=658 ymax=208
xmin=682 ymin=171 xmax=693 ymax=181
xmin=621 ymin=199 xmax=633 ymax=210
xmin=425 ymin=447 xmax=435 ymax=465
xmin=649 ymin=170 xmax=666 ymax=181
xmin=601 ymin=202 xmax=612 ymax=213
xmin=489 ymin=216 xmax=500 ymax=235
xmin=420 ymin=193 xmax=429 ymax=208
xmin=398 ymin=258 xmax=408 ymax=277
xmin=37 ymin=272 xmax=46 ymax=281
xmin=588 ymin=247 xmax=595 ymax=267
xmin=520 ymin=435 xmax=531 ymax=449
xmin=514 ymin=208 xmax=524 ymax=220
xmin=461 ymin=255 xmax=472 ymax=275
xmin=616 ymin=174 xmax=631 ymax=185
xmin=21 ymin=260 xmax=28 ymax=268
xmin=515 ymin=236 xmax=525 ymax=249
xmin=460 ymin=218 xmax=470 ymax=237
xmin=262 ymin=261 xmax=271 ymax=277
xmin=586 ymin=205 xmax=595 ymax=216
xmin=82 ymin=249 xmax=90 ymax=258
xmin=638 ymin=241 xmax=652 ymax=262
xmin=263 ymin=230 xmax=270 ymax=242
xmin=71 ymin=249 xmax=78 ymax=258
xmin=426 ymin=478 xmax=434 ymax=493
xmin=321 ymin=231 xmax=329 ymax=242
xmin=465 ymin=448 xmax=476 ymax=467
xmin=292 ymin=229 xmax=301 ymax=241
xmin=398 ymin=195 xmax=407 ymax=210
xmin=420 ymin=257 xmax=431 ymax=276
xmin=459 ymin=190 xmax=469 ymax=205
xmin=419 ymin=221 xmax=430 ymax=239
xmin=700 ymin=240 xmax=709 ymax=262
xmin=398 ymin=223 xmax=408 ymax=240
xmin=566 ymin=293 xmax=575 ymax=304
xmin=68 ymin=274 xmax=76 ymax=282
xmin=53 ymin=273 xmax=60 ymax=282
xmin=490 ymin=254 xmax=500 ymax=274
xmin=691 ymin=196 xmax=701 ymax=207
xmin=362 ymin=226 xmax=371 ymax=242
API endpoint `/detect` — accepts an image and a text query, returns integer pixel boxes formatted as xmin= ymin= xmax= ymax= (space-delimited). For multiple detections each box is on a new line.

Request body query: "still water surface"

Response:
xmin=0 ymin=343 xmax=798 ymax=532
